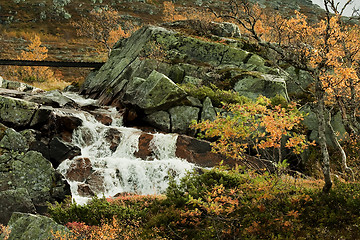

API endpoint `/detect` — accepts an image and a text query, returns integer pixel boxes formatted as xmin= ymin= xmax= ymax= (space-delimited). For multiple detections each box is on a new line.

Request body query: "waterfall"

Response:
xmin=58 ymin=95 xmax=195 ymax=204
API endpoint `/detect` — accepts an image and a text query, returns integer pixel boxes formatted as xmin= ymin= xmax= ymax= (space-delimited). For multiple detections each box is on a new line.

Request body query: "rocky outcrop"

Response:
xmin=0 ymin=189 xmax=36 ymax=226
xmin=7 ymin=212 xmax=68 ymax=240
xmin=0 ymin=150 xmax=70 ymax=223
xmin=123 ymin=70 xmax=187 ymax=114
xmin=0 ymin=81 xmax=86 ymax=224
xmin=80 ymin=24 xmax=289 ymax=133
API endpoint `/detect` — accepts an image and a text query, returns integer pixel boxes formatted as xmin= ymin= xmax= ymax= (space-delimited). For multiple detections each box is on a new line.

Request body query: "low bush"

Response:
xmin=49 ymin=168 xmax=360 ymax=239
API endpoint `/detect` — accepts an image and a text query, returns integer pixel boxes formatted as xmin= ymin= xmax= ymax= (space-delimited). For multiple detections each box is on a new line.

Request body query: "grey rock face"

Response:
xmin=0 ymin=150 xmax=70 ymax=216
xmin=0 ymin=128 xmax=28 ymax=152
xmin=170 ymin=106 xmax=200 ymax=134
xmin=145 ymin=111 xmax=171 ymax=132
xmin=125 ymin=70 xmax=187 ymax=113
xmin=210 ymin=22 xmax=241 ymax=38
xmin=234 ymin=74 xmax=288 ymax=100
xmin=0 ymin=96 xmax=39 ymax=128
xmin=25 ymin=90 xmax=77 ymax=108
xmin=201 ymin=97 xmax=216 ymax=121
xmin=0 ymin=189 xmax=36 ymax=225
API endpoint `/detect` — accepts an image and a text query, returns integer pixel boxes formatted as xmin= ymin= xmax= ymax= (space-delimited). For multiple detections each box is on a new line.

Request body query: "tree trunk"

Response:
xmin=328 ymin=109 xmax=355 ymax=181
xmin=316 ymin=97 xmax=332 ymax=193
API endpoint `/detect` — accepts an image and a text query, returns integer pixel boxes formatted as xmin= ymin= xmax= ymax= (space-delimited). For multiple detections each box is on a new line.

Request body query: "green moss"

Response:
xmin=179 ymin=83 xmax=249 ymax=107
xmin=270 ymin=94 xmax=288 ymax=108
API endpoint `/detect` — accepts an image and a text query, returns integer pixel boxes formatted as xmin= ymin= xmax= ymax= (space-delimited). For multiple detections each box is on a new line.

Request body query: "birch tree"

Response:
xmin=212 ymin=0 xmax=360 ymax=192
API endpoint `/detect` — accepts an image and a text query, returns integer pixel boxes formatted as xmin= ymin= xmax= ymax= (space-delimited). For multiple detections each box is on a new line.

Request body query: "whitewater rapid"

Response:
xmin=58 ymin=93 xmax=196 ymax=204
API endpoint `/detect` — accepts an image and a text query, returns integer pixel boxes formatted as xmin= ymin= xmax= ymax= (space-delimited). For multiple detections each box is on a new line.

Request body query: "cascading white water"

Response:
xmin=58 ymin=95 xmax=196 ymax=204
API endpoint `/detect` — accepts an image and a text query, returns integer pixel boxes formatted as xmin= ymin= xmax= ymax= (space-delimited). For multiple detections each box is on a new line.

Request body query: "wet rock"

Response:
xmin=90 ymin=108 xmax=114 ymax=125
xmin=175 ymin=134 xmax=233 ymax=167
xmin=85 ymin=171 xmax=105 ymax=194
xmin=77 ymin=183 xmax=95 ymax=197
xmin=50 ymin=109 xmax=83 ymax=141
xmin=0 ymin=188 xmax=36 ymax=225
xmin=66 ymin=157 xmax=92 ymax=182
xmin=7 ymin=212 xmax=69 ymax=240
xmin=134 ymin=132 xmax=154 ymax=159
xmin=104 ymin=128 xmax=122 ymax=152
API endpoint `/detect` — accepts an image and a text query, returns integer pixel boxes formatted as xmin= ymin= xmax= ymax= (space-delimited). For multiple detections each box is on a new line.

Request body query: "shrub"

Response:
xmin=48 ymin=195 xmax=156 ymax=226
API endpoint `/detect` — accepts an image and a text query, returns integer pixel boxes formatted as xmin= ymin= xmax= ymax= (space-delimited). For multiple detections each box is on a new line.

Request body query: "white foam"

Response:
xmin=57 ymin=95 xmax=196 ymax=204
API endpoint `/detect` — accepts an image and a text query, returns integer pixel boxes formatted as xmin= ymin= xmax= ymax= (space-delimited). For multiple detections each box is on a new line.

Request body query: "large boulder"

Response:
xmin=0 ymin=151 xmax=70 ymax=213
xmin=123 ymin=70 xmax=187 ymax=114
xmin=144 ymin=111 xmax=171 ymax=132
xmin=0 ymin=95 xmax=39 ymax=128
xmin=169 ymin=106 xmax=200 ymax=134
xmin=7 ymin=212 xmax=68 ymax=240
xmin=0 ymin=188 xmax=36 ymax=225
xmin=234 ymin=74 xmax=288 ymax=100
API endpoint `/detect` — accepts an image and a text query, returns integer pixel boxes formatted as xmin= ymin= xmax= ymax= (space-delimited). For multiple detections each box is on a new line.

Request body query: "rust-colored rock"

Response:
xmin=91 ymin=110 xmax=113 ymax=126
xmin=66 ymin=157 xmax=92 ymax=182
xmin=85 ymin=171 xmax=105 ymax=194
xmin=104 ymin=128 xmax=122 ymax=152
xmin=175 ymin=134 xmax=238 ymax=168
xmin=134 ymin=132 xmax=154 ymax=160
xmin=77 ymin=183 xmax=95 ymax=197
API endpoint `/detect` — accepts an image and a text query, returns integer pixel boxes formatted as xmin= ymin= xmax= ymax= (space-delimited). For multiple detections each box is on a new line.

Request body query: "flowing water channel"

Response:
xmin=58 ymin=93 xmax=196 ymax=204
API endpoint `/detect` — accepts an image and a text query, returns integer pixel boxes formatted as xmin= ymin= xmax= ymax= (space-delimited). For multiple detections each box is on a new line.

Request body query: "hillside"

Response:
xmin=2 ymin=0 xmax=360 ymax=239
xmin=0 ymin=0 xmax=325 ymax=59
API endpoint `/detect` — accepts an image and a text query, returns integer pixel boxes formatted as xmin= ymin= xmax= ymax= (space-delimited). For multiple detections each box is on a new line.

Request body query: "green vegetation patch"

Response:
xmin=180 ymin=83 xmax=249 ymax=107
xmin=49 ymin=167 xmax=360 ymax=239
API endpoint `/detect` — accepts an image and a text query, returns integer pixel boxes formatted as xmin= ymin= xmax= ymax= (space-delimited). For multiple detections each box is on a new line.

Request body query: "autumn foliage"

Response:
xmin=48 ymin=167 xmax=360 ymax=239
xmin=0 ymin=33 xmax=69 ymax=90
xmin=18 ymin=34 xmax=55 ymax=83
xmin=211 ymin=0 xmax=360 ymax=191
xmin=71 ymin=7 xmax=136 ymax=58
xmin=191 ymin=96 xmax=313 ymax=166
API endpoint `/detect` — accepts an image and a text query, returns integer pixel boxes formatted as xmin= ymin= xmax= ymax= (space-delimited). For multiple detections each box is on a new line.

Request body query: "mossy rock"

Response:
xmin=0 ymin=96 xmax=38 ymax=128
xmin=7 ymin=212 xmax=68 ymax=240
